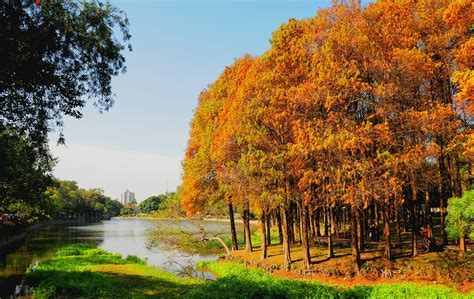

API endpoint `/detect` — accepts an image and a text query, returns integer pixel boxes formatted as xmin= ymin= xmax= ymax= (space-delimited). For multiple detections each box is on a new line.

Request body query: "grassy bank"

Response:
xmin=25 ymin=244 xmax=202 ymax=298
xmin=25 ymin=244 xmax=473 ymax=298
xmin=196 ymin=261 xmax=472 ymax=298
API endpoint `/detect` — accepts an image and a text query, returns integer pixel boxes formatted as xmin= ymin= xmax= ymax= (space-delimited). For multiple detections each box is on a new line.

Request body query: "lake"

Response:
xmin=0 ymin=218 xmax=239 ymax=298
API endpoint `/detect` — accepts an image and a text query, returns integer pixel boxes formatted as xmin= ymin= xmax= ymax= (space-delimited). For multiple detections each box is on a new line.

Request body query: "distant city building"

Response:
xmin=120 ymin=189 xmax=135 ymax=205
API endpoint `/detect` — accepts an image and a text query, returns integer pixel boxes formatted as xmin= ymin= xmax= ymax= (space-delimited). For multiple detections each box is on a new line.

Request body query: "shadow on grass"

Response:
xmin=187 ymin=274 xmax=364 ymax=299
xmin=187 ymin=270 xmax=466 ymax=299
xmin=26 ymin=263 xmax=470 ymax=299
xmin=26 ymin=243 xmax=472 ymax=298
xmin=26 ymin=268 xmax=198 ymax=298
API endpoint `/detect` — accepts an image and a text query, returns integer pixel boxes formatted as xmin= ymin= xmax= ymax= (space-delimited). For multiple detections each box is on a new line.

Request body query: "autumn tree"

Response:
xmin=182 ymin=0 xmax=473 ymax=273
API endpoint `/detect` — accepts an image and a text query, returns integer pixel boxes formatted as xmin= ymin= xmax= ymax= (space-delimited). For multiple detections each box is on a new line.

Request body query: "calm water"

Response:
xmin=0 ymin=218 xmax=236 ymax=298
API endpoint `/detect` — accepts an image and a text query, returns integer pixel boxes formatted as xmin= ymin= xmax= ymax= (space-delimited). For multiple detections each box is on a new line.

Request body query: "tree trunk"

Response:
xmin=295 ymin=204 xmax=301 ymax=244
xmin=439 ymin=187 xmax=447 ymax=245
xmin=301 ymin=205 xmax=311 ymax=269
xmin=288 ymin=205 xmax=294 ymax=244
xmin=315 ymin=208 xmax=321 ymax=237
xmin=266 ymin=210 xmax=272 ymax=246
xmin=260 ymin=211 xmax=267 ymax=260
xmin=447 ymin=154 xmax=462 ymax=198
xmin=334 ymin=210 xmax=340 ymax=239
xmin=206 ymin=237 xmax=231 ymax=256
xmin=395 ymin=204 xmax=402 ymax=245
xmin=402 ymin=202 xmax=409 ymax=233
xmin=351 ymin=205 xmax=361 ymax=272
xmin=459 ymin=236 xmax=466 ymax=256
xmin=281 ymin=206 xmax=292 ymax=269
xmin=374 ymin=203 xmax=380 ymax=240
xmin=452 ymin=156 xmax=462 ymax=198
xmin=228 ymin=203 xmax=238 ymax=251
xmin=243 ymin=204 xmax=252 ymax=253
xmin=384 ymin=204 xmax=391 ymax=260
xmin=343 ymin=207 xmax=347 ymax=238
xmin=410 ymin=175 xmax=418 ymax=257
xmin=425 ymin=191 xmax=435 ymax=251
xmin=276 ymin=208 xmax=283 ymax=244
xmin=438 ymin=154 xmax=448 ymax=245
xmin=328 ymin=207 xmax=335 ymax=258
xmin=357 ymin=208 xmax=365 ymax=252
xmin=324 ymin=207 xmax=329 ymax=236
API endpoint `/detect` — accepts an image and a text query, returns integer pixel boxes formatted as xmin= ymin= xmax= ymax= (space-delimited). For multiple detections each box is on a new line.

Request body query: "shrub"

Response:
xmin=446 ymin=190 xmax=474 ymax=253
xmin=56 ymin=244 xmax=95 ymax=257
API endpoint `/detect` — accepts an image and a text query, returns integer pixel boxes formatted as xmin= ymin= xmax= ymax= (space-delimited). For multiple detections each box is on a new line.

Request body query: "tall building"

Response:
xmin=120 ymin=189 xmax=135 ymax=205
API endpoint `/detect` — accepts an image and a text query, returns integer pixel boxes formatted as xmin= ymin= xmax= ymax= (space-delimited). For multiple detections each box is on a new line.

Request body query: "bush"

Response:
xmin=32 ymin=285 xmax=56 ymax=299
xmin=123 ymin=255 xmax=146 ymax=265
xmin=56 ymin=244 xmax=95 ymax=257
xmin=446 ymin=190 xmax=474 ymax=254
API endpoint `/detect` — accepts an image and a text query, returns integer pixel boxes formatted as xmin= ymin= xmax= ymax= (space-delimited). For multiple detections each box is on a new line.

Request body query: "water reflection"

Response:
xmin=82 ymin=219 xmax=219 ymax=278
xmin=0 ymin=218 xmax=233 ymax=298
xmin=0 ymin=223 xmax=103 ymax=298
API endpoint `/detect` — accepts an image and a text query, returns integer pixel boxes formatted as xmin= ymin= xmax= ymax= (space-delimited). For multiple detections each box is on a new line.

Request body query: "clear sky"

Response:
xmin=49 ymin=0 xmax=335 ymax=201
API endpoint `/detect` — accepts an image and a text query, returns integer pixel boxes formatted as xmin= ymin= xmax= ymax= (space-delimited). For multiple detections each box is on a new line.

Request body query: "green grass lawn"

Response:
xmin=25 ymin=244 xmax=202 ymax=298
xmin=25 ymin=244 xmax=473 ymax=298
xmin=195 ymin=261 xmax=473 ymax=299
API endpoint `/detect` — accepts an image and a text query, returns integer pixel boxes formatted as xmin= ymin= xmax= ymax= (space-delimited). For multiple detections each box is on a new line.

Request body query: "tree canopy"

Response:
xmin=0 ymin=0 xmax=131 ymax=225
xmin=139 ymin=195 xmax=165 ymax=214
xmin=182 ymin=0 xmax=473 ymax=270
xmin=446 ymin=190 xmax=474 ymax=253
xmin=46 ymin=179 xmax=123 ymax=219
xmin=0 ymin=0 xmax=131 ymax=149
xmin=0 ymin=128 xmax=54 ymax=224
xmin=138 ymin=192 xmax=181 ymax=216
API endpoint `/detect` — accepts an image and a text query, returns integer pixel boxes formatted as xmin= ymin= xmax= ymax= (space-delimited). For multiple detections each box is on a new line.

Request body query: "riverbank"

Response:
xmin=25 ymin=244 xmax=473 ymax=298
xmin=115 ymin=214 xmax=259 ymax=224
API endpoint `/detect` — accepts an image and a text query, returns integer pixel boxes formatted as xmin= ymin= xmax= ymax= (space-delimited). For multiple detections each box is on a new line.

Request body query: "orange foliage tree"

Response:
xmin=181 ymin=0 xmax=473 ymax=271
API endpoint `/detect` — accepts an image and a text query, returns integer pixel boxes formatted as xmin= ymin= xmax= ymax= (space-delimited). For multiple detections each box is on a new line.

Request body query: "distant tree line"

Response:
xmin=46 ymin=180 xmax=123 ymax=219
xmin=0 ymin=177 xmax=123 ymax=236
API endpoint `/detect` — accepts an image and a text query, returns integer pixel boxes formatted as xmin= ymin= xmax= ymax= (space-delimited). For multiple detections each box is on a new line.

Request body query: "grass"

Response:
xmin=25 ymin=244 xmax=473 ymax=298
xmin=25 ymin=244 xmax=202 ymax=298
xmin=201 ymin=227 xmax=280 ymax=251
xmin=224 ymin=222 xmax=473 ymax=290
xmin=231 ymin=240 xmax=474 ymax=291
xmin=193 ymin=261 xmax=471 ymax=298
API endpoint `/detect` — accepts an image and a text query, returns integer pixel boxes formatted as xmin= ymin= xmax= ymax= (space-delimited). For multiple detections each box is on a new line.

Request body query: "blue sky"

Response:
xmin=49 ymin=0 xmax=335 ymax=201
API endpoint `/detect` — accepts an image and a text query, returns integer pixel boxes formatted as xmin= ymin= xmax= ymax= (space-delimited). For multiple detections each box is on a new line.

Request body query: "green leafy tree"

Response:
xmin=138 ymin=193 xmax=182 ymax=216
xmin=0 ymin=128 xmax=53 ymax=226
xmin=45 ymin=179 xmax=123 ymax=218
xmin=139 ymin=195 xmax=165 ymax=214
xmin=158 ymin=192 xmax=183 ymax=217
xmin=0 ymin=0 xmax=131 ymax=150
xmin=0 ymin=0 xmax=130 ymax=227
xmin=446 ymin=190 xmax=474 ymax=255
xmin=104 ymin=199 xmax=123 ymax=218
xmin=120 ymin=207 xmax=134 ymax=216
